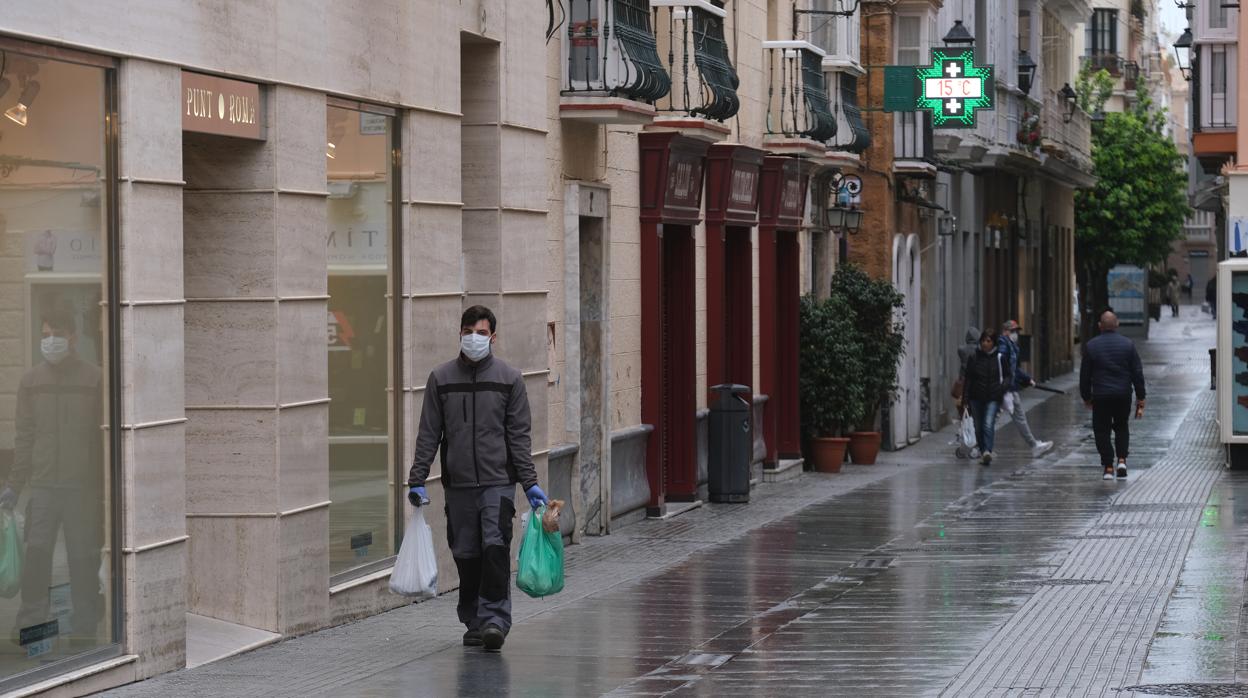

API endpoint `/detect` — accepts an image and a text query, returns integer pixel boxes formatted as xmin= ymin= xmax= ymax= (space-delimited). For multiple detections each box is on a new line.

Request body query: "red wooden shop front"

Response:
xmin=704 ymin=144 xmax=763 ymax=404
xmin=758 ymin=156 xmax=808 ymax=467
xmin=639 ymin=133 xmax=710 ymax=514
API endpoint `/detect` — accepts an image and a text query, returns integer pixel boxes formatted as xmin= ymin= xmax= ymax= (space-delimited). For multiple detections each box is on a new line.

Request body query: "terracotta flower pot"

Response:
xmin=848 ymin=431 xmax=882 ymax=465
xmin=808 ymin=436 xmax=849 ymax=473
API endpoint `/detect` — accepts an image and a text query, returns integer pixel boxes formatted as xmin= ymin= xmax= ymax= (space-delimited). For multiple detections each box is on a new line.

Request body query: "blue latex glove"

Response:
xmin=525 ymin=485 xmax=549 ymax=510
xmin=0 ymin=487 xmax=15 ymax=510
xmin=408 ymin=486 xmax=429 ymax=507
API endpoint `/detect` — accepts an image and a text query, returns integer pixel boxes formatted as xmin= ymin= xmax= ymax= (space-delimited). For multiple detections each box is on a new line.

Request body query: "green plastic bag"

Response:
xmin=516 ymin=505 xmax=564 ymax=598
xmin=0 ymin=509 xmax=22 ymax=599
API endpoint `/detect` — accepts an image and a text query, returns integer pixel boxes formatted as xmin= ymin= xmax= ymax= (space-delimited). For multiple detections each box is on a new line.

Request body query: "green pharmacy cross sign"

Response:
xmin=884 ymin=49 xmax=995 ymax=129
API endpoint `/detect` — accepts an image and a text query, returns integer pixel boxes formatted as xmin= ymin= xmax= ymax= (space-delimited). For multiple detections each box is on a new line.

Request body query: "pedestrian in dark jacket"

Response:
xmin=998 ymin=320 xmax=1054 ymax=458
xmin=1079 ymin=311 xmax=1146 ymax=480
xmin=962 ymin=329 xmax=1011 ymax=466
xmin=407 ymin=305 xmax=550 ymax=652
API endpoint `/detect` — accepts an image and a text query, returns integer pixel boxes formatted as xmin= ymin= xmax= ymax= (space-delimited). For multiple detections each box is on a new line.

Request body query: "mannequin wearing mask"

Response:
xmin=405 ymin=305 xmax=550 ymax=652
xmin=0 ymin=308 xmax=105 ymax=643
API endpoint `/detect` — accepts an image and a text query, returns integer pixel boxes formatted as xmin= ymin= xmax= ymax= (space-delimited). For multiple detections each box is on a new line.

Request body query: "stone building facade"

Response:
xmin=0 ymin=2 xmax=548 ymax=694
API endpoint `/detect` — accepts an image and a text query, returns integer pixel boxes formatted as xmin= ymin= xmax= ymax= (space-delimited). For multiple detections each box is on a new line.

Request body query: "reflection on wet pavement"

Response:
xmin=106 ymin=311 xmax=1240 ymax=698
xmin=335 ymin=314 xmax=1224 ymax=697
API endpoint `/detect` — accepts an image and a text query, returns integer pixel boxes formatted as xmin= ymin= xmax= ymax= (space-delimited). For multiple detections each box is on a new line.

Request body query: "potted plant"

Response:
xmin=830 ymin=264 xmax=905 ymax=465
xmin=799 ymin=293 xmax=865 ymax=472
xmin=1017 ymin=112 xmax=1041 ymax=152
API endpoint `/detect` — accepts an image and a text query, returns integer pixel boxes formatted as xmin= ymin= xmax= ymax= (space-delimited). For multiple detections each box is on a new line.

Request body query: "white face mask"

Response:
xmin=41 ymin=336 xmax=70 ymax=365
xmin=460 ymin=332 xmax=492 ymax=362
xmin=1009 ymin=331 xmax=1020 ymax=343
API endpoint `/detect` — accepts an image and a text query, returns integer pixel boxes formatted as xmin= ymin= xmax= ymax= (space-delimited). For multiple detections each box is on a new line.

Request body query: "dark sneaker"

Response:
xmin=481 ymin=625 xmax=505 ymax=651
xmin=1103 ymin=466 xmax=1115 ymax=480
xmin=1116 ymin=462 xmax=1128 ymax=479
xmin=463 ymin=629 xmax=482 ymax=647
xmin=980 ymin=451 xmax=993 ymax=466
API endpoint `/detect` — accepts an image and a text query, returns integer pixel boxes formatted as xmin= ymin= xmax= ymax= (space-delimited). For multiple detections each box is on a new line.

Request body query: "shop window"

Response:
xmin=0 ymin=45 xmax=118 ymax=690
xmin=326 ymin=104 xmax=398 ymax=580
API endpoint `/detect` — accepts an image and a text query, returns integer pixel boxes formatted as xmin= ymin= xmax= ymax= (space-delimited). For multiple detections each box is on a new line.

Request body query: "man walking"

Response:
xmin=998 ymin=320 xmax=1054 ymax=458
xmin=407 ymin=306 xmax=549 ymax=652
xmin=1079 ymin=311 xmax=1146 ymax=480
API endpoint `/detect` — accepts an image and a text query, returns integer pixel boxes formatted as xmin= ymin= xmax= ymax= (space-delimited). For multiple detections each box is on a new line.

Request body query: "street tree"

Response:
xmin=1074 ymin=86 xmax=1189 ymax=340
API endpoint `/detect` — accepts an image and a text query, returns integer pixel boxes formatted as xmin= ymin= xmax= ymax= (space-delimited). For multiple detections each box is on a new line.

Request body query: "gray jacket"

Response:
xmin=408 ymin=353 xmax=537 ymax=490
xmin=9 ymin=356 xmax=103 ymax=491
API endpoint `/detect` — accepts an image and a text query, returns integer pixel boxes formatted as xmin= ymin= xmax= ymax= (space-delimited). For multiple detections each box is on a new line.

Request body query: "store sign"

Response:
xmin=1107 ymin=264 xmax=1147 ymax=326
xmin=182 ymin=71 xmax=265 ymax=140
xmin=1229 ymin=217 xmax=1248 ymax=256
xmin=666 ymin=150 xmax=704 ymax=211
xmin=25 ymin=230 xmax=101 ymax=274
xmin=883 ymin=50 xmax=995 ymax=129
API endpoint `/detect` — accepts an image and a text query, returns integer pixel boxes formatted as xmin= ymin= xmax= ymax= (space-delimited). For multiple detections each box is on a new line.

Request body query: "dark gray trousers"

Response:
xmin=444 ymin=485 xmax=516 ymax=633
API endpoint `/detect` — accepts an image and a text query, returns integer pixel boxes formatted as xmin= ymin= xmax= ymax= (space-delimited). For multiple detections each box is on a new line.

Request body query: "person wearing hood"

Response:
xmin=958 ymin=327 xmax=980 ymax=368
xmin=961 ymin=328 xmax=1011 ymax=465
xmin=998 ymin=320 xmax=1054 ymax=458
xmin=0 ymin=306 xmax=105 ymax=645
xmin=407 ymin=305 xmax=550 ymax=652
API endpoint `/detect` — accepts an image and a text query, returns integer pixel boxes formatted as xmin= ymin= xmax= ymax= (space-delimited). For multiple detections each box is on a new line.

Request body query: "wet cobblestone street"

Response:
xmin=107 ymin=310 xmax=1240 ymax=697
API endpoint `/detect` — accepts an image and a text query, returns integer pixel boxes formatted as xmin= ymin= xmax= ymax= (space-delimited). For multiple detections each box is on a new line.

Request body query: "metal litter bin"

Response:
xmin=708 ymin=384 xmax=751 ymax=503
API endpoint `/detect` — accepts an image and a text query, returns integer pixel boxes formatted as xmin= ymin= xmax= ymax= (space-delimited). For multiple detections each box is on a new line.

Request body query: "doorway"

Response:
xmin=660 ymin=225 xmax=697 ymax=500
xmin=181 ymin=133 xmax=283 ymax=667
xmin=577 ymin=210 xmax=610 ymax=534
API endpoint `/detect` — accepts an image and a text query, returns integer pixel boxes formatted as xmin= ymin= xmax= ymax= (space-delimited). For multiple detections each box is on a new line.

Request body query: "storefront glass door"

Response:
xmin=0 ymin=46 xmax=119 ymax=690
xmin=326 ymin=104 xmax=397 ymax=580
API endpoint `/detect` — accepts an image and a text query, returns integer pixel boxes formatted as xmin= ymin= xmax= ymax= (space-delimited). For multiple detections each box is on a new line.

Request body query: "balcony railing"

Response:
xmin=830 ymin=72 xmax=870 ymax=154
xmin=1039 ymin=87 xmax=1092 ymax=167
xmin=652 ymin=1 xmax=740 ymax=121
xmin=763 ymin=41 xmax=837 ymax=142
xmin=1081 ymin=53 xmax=1123 ymax=77
xmin=562 ymin=0 xmax=671 ymax=102
xmin=894 ymin=111 xmax=932 ymax=162
xmin=1122 ymin=61 xmax=1139 ymax=92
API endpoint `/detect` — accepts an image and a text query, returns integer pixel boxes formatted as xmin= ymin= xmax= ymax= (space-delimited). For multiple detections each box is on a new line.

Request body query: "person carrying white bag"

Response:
xmin=390 ymin=493 xmax=438 ymax=599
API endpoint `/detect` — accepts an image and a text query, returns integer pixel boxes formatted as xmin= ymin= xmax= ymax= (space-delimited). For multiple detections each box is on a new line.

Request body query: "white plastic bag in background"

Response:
xmin=389 ymin=508 xmax=438 ymax=598
xmin=956 ymin=410 xmax=977 ymax=458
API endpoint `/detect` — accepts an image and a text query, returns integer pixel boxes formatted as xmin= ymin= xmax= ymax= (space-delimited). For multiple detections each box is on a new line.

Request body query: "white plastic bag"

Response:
xmin=955 ymin=409 xmax=977 ymax=458
xmin=390 ymin=508 xmax=438 ymax=598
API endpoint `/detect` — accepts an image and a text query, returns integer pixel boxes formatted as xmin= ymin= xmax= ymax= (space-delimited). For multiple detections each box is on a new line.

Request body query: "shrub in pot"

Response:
xmin=830 ymin=264 xmax=905 ymax=464
xmin=799 ymin=293 xmax=865 ymax=472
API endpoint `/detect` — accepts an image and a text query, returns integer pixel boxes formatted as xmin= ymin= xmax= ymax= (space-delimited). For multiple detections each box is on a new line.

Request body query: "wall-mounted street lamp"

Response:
xmin=827 ymin=173 xmax=864 ymax=235
xmin=1173 ymin=27 xmax=1193 ymax=82
xmin=942 ymin=19 xmax=975 ymax=47
xmin=1058 ymin=83 xmax=1078 ymax=123
xmin=1018 ymin=51 xmax=1037 ymax=96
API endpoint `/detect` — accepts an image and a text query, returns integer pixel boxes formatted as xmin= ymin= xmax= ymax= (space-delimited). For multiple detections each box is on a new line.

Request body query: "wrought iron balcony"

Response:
xmin=1122 ymin=61 xmax=1139 ymax=91
xmin=1080 ymin=53 xmax=1123 ymax=77
xmin=652 ymin=1 xmax=741 ymax=122
xmin=559 ymin=0 xmax=671 ymax=122
xmin=762 ymin=41 xmax=837 ymax=143
xmin=829 ymin=72 xmax=870 ymax=154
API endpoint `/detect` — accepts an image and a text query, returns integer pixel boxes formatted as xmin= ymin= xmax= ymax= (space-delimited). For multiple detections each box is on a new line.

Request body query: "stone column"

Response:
xmin=117 ymin=58 xmax=189 ymax=680
xmin=182 ymin=86 xmax=329 ymax=636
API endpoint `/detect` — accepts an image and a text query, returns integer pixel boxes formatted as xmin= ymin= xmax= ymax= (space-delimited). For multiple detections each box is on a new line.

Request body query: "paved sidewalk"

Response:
xmin=106 ymin=310 xmax=1231 ymax=697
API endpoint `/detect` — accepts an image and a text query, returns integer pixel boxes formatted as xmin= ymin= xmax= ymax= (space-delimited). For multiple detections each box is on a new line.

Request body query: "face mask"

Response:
xmin=41 ymin=336 xmax=69 ymax=365
xmin=1009 ymin=332 xmax=1020 ymax=342
xmin=460 ymin=332 xmax=492 ymax=362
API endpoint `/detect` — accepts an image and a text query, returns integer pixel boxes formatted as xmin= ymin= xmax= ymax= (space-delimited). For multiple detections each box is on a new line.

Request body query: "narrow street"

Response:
xmin=106 ymin=310 xmax=1236 ymax=697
